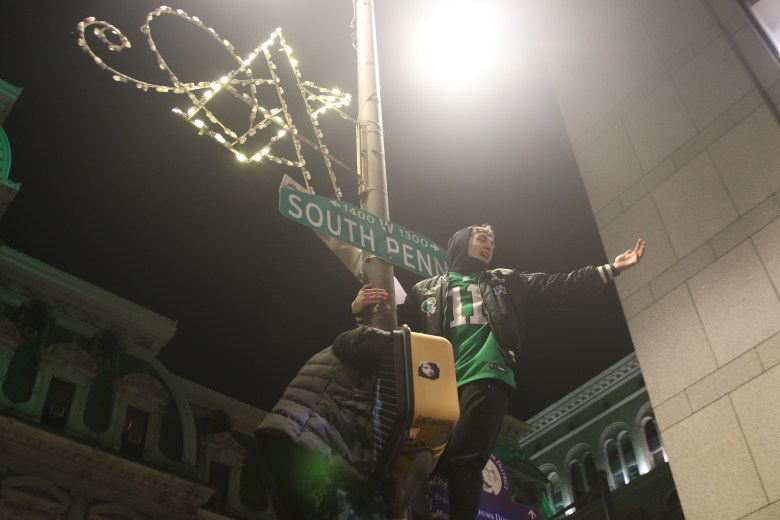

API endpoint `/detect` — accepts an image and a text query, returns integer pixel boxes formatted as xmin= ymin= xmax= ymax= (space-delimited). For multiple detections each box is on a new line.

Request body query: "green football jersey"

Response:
xmin=446 ymin=272 xmax=516 ymax=388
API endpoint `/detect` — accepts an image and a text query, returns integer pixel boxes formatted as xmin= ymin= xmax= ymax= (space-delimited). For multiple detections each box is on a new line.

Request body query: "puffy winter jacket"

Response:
xmin=255 ymin=326 xmax=392 ymax=487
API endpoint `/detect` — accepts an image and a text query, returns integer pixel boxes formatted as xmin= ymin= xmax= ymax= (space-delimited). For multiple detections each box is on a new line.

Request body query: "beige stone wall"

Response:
xmin=530 ymin=0 xmax=780 ymax=518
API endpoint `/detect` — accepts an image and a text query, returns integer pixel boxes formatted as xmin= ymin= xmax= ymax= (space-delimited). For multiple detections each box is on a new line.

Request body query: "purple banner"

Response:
xmin=429 ymin=454 xmax=541 ymax=520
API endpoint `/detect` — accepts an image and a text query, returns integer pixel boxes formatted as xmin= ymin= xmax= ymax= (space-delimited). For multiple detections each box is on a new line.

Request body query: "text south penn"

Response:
xmin=283 ymin=191 xmax=448 ymax=277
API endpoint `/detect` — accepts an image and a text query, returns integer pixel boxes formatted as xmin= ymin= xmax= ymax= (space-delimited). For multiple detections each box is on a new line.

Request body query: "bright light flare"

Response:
xmin=412 ymin=1 xmax=504 ymax=89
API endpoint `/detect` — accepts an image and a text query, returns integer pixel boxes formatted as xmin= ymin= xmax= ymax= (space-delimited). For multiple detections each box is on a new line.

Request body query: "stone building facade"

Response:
xmin=0 ymin=75 xmax=275 ymax=520
xmin=0 ymin=245 xmax=272 ymax=519
xmin=528 ymin=1 xmax=780 ymax=519
xmin=517 ymin=353 xmax=680 ymax=519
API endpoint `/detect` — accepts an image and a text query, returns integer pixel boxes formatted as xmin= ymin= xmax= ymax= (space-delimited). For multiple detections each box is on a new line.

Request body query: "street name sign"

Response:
xmin=279 ymin=185 xmax=448 ymax=278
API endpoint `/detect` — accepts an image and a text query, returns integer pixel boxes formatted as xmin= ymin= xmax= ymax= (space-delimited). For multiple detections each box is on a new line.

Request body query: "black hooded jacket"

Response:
xmin=397 ymin=226 xmax=619 ymax=371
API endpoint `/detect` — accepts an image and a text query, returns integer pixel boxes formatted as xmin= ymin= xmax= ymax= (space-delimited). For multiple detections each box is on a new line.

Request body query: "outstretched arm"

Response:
xmin=525 ymin=239 xmax=647 ymax=311
xmin=613 ymin=239 xmax=646 ymax=273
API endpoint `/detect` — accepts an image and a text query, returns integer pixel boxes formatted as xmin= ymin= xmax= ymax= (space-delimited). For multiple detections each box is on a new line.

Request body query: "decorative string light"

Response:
xmin=76 ymin=6 xmax=354 ymax=198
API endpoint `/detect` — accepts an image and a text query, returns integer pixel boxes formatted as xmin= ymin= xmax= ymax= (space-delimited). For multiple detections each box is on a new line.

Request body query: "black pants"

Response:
xmin=437 ymin=378 xmax=512 ymax=520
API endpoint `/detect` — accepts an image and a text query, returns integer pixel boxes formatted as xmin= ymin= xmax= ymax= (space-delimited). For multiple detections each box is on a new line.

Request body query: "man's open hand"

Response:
xmin=613 ymin=239 xmax=646 ymax=272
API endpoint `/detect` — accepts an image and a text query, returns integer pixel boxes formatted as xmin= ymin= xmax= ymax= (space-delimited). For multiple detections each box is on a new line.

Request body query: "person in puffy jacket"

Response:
xmin=255 ymin=325 xmax=394 ymax=519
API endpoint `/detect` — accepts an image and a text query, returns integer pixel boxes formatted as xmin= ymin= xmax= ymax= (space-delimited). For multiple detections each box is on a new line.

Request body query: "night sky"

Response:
xmin=1 ymin=0 xmax=636 ymax=421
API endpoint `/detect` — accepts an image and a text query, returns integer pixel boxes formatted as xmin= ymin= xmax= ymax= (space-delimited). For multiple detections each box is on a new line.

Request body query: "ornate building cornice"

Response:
xmin=499 ymin=414 xmax=533 ymax=447
xmin=0 ymin=246 xmax=177 ymax=358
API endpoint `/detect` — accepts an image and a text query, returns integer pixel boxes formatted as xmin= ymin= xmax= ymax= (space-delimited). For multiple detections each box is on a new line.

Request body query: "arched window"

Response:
xmin=583 ymin=452 xmax=597 ymax=489
xmin=605 ymin=431 xmax=639 ymax=488
xmin=621 ymin=433 xmax=639 ymax=480
xmin=570 ymin=460 xmax=586 ymax=499
xmin=606 ymin=439 xmax=624 ymax=487
xmin=569 ymin=452 xmax=597 ymax=499
xmin=2 ymin=300 xmax=55 ymax=403
xmin=546 ymin=471 xmax=565 ymax=514
xmin=642 ymin=418 xmax=667 ymax=469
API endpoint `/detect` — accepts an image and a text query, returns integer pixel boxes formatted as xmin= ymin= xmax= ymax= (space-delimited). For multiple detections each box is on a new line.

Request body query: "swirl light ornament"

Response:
xmin=76 ymin=6 xmax=354 ymax=199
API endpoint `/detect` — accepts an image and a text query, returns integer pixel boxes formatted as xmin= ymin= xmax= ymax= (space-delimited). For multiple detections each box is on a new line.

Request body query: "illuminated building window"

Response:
xmin=622 ymin=433 xmax=639 ymax=480
xmin=121 ymin=406 xmax=149 ymax=457
xmin=546 ymin=471 xmax=565 ymax=514
xmin=605 ymin=431 xmax=639 ymax=489
xmin=642 ymin=418 xmax=667 ymax=469
xmin=606 ymin=439 xmax=624 ymax=488
xmin=110 ymin=372 xmax=170 ymax=463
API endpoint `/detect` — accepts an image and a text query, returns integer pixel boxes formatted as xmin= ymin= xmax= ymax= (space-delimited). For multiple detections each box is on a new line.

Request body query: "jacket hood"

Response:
xmin=447 ymin=226 xmax=488 ymax=274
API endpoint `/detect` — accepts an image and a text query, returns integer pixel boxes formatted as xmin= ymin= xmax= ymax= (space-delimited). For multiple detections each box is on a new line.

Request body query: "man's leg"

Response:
xmin=441 ymin=379 xmax=511 ymax=520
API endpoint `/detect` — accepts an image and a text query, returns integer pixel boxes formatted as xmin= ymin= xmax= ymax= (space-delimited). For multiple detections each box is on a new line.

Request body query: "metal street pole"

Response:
xmin=356 ymin=6 xmax=426 ymax=519
xmin=355 ymin=0 xmax=397 ymax=332
xmin=597 ymin=470 xmax=618 ymax=520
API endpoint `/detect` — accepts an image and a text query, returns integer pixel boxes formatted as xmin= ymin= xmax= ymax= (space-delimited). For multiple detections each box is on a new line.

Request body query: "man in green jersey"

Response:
xmin=353 ymin=225 xmax=645 ymax=520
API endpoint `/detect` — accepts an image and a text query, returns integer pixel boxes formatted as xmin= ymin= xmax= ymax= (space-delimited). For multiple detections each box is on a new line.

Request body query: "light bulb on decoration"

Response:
xmin=76 ymin=7 xmax=355 ymax=198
